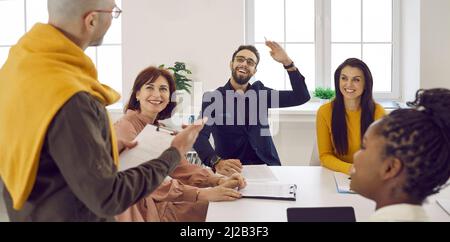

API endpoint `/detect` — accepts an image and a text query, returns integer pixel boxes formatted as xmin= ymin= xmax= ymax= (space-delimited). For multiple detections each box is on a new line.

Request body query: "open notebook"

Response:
xmin=119 ymin=125 xmax=175 ymax=171
xmin=333 ymin=172 xmax=356 ymax=194
xmin=240 ymin=182 xmax=297 ymax=201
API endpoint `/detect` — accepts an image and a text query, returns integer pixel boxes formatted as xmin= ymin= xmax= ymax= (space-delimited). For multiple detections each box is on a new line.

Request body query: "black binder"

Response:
xmin=287 ymin=207 xmax=356 ymax=222
xmin=241 ymin=184 xmax=297 ymax=201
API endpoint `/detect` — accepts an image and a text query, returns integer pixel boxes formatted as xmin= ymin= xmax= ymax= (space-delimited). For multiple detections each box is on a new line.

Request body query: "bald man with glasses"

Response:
xmin=0 ymin=0 xmax=204 ymax=222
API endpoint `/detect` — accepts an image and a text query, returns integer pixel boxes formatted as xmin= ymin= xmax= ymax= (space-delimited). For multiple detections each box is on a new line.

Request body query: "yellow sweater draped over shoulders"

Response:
xmin=0 ymin=23 xmax=120 ymax=209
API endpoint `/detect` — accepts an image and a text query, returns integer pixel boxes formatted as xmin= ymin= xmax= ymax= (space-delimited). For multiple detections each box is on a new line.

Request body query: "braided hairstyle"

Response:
xmin=375 ymin=88 xmax=450 ymax=203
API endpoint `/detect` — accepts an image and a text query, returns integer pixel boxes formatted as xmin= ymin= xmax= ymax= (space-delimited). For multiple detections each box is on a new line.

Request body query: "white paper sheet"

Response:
xmin=241 ymin=165 xmax=278 ymax=182
xmin=119 ymin=125 xmax=174 ymax=171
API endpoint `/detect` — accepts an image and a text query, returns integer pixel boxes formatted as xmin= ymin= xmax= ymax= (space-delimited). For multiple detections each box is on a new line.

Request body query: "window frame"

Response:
xmin=245 ymin=0 xmax=401 ymax=100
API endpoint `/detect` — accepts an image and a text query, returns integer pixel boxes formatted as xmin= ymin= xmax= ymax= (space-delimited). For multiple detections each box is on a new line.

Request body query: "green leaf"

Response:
xmin=164 ymin=61 xmax=194 ymax=93
xmin=313 ymin=87 xmax=335 ymax=100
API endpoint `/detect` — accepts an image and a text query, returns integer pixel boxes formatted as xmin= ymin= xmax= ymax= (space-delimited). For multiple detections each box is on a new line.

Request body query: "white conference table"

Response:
xmin=206 ymin=166 xmax=450 ymax=222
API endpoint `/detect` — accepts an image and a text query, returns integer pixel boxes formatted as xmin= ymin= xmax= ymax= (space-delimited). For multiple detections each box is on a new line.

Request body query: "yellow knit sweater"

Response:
xmin=316 ymin=102 xmax=386 ymax=174
xmin=0 ymin=23 xmax=120 ymax=209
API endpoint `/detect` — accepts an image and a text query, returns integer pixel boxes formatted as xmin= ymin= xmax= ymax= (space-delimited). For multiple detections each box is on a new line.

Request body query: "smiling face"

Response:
xmin=230 ymin=49 xmax=258 ymax=85
xmin=136 ymin=75 xmax=170 ymax=117
xmin=339 ymin=66 xmax=365 ymax=102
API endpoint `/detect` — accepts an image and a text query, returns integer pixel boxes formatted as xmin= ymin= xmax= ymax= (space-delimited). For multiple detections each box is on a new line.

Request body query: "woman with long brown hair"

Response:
xmin=316 ymin=58 xmax=386 ymax=174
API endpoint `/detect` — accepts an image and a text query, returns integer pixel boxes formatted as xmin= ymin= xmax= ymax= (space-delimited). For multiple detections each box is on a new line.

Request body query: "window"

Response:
xmin=0 ymin=0 xmax=123 ymax=107
xmin=246 ymin=0 xmax=399 ymax=99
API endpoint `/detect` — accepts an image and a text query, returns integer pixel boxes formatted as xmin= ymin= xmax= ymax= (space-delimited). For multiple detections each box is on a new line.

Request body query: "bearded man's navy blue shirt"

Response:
xmin=193 ymin=69 xmax=310 ymax=167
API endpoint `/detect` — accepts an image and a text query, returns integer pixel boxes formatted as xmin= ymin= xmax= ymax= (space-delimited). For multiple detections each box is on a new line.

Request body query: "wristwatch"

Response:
xmin=210 ymin=155 xmax=222 ymax=171
xmin=283 ymin=61 xmax=295 ymax=70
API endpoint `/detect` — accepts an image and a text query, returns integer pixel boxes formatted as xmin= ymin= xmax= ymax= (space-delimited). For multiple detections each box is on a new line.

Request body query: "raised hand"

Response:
xmin=265 ymin=40 xmax=293 ymax=66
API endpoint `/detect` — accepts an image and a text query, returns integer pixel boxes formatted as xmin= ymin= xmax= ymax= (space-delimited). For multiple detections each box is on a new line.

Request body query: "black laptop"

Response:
xmin=287 ymin=207 xmax=356 ymax=222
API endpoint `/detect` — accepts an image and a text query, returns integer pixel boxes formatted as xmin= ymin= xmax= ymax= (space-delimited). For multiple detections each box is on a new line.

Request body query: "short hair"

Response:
xmin=375 ymin=88 xmax=450 ymax=202
xmin=231 ymin=45 xmax=260 ymax=66
xmin=124 ymin=66 xmax=177 ymax=122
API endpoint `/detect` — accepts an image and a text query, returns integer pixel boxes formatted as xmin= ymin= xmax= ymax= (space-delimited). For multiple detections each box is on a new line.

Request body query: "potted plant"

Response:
xmin=313 ymin=87 xmax=335 ymax=104
xmin=160 ymin=62 xmax=192 ymax=94
xmin=159 ymin=62 xmax=193 ymax=113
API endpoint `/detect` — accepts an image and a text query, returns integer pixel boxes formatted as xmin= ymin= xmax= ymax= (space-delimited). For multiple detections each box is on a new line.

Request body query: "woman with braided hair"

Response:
xmin=350 ymin=88 xmax=450 ymax=222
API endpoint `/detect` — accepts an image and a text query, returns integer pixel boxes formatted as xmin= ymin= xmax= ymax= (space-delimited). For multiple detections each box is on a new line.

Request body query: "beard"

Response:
xmin=232 ymin=68 xmax=253 ymax=85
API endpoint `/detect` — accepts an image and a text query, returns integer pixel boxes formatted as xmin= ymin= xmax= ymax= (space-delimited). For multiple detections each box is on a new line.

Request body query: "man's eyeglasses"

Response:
xmin=92 ymin=6 xmax=122 ymax=19
xmin=234 ymin=56 xmax=257 ymax=67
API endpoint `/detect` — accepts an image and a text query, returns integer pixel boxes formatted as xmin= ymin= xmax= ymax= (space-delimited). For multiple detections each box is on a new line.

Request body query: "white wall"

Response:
xmin=401 ymin=0 xmax=450 ymax=102
xmin=122 ymin=0 xmax=245 ymax=108
xmin=400 ymin=0 xmax=421 ymax=102
xmin=420 ymin=0 xmax=450 ymax=90
xmin=271 ymin=117 xmax=316 ymax=166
